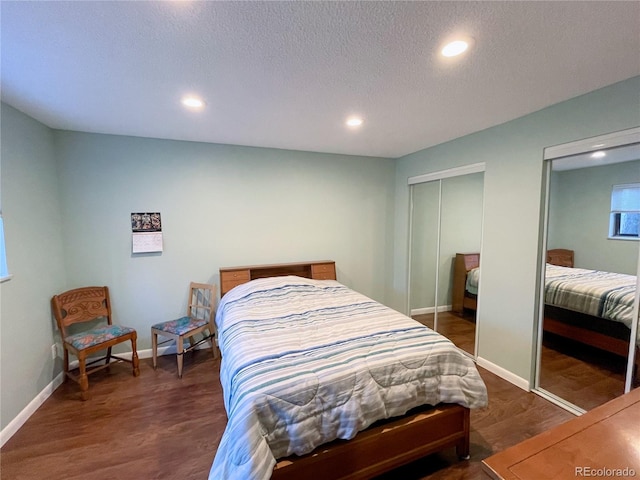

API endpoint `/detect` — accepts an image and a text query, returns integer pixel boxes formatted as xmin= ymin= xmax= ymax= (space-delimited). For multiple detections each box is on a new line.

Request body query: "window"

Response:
xmin=0 ymin=215 xmax=10 ymax=281
xmin=609 ymin=183 xmax=640 ymax=240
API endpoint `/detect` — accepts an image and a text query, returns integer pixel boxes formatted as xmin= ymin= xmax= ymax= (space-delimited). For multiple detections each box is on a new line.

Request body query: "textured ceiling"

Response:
xmin=1 ymin=1 xmax=639 ymax=158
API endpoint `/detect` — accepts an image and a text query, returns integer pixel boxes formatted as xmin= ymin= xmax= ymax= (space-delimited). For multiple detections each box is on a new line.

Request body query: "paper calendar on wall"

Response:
xmin=131 ymin=212 xmax=163 ymax=253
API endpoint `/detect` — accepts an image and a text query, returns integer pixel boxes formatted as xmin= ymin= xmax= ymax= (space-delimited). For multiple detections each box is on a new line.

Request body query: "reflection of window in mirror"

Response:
xmin=609 ymin=183 xmax=640 ymax=239
xmin=0 ymin=215 xmax=11 ymax=282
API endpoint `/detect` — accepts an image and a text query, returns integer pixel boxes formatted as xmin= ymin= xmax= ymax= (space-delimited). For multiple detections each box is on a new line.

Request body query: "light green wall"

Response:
xmin=1 ymin=104 xmax=67 ymax=430
xmin=548 ymin=161 xmax=640 ymax=275
xmin=1 ymin=109 xmax=395 ymax=432
xmin=53 ymin=131 xmax=396 ymax=353
xmin=392 ymin=76 xmax=640 ymax=383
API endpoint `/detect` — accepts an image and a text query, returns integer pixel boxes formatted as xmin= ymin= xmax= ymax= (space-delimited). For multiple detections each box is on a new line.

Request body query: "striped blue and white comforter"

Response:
xmin=209 ymin=276 xmax=488 ymax=480
xmin=466 ymin=267 xmax=480 ymax=295
xmin=545 ymin=264 xmax=637 ymax=328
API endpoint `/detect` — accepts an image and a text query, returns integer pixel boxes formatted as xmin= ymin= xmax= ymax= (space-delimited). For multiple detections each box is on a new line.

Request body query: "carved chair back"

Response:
xmin=52 ymin=286 xmax=112 ymax=338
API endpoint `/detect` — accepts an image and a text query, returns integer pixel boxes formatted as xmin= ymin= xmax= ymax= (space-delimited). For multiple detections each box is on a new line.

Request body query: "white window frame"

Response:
xmin=609 ymin=183 xmax=640 ymax=241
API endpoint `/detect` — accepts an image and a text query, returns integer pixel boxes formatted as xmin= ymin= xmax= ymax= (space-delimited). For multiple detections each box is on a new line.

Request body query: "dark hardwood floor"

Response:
xmin=0 ymin=352 xmax=226 ymax=480
xmin=0 ymin=351 xmax=575 ymax=480
xmin=539 ymin=332 xmax=627 ymax=411
xmin=413 ymin=311 xmax=476 ymax=355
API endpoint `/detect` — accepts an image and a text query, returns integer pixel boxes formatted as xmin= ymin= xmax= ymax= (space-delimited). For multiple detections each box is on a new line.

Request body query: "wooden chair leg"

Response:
xmin=210 ymin=329 xmax=218 ymax=359
xmin=177 ymin=336 xmax=184 ymax=378
xmin=152 ymin=331 xmax=158 ymax=370
xmin=78 ymin=356 xmax=90 ymax=401
xmin=105 ymin=346 xmax=112 ymax=372
xmin=188 ymin=335 xmax=196 ymax=349
xmin=63 ymin=347 xmax=70 ymax=383
xmin=131 ymin=337 xmax=140 ymax=377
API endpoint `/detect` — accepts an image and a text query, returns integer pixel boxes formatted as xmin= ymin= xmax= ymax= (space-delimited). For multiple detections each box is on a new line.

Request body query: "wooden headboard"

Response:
xmin=546 ymin=249 xmax=574 ymax=268
xmin=219 ymin=260 xmax=336 ymax=297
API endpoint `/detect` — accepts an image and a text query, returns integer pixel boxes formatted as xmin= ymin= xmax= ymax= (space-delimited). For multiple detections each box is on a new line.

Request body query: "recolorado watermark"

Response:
xmin=575 ymin=466 xmax=636 ymax=477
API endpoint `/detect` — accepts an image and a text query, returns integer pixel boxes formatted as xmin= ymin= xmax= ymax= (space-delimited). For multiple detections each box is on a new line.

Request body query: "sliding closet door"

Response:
xmin=436 ymin=172 xmax=484 ymax=355
xmin=408 ymin=165 xmax=485 ymax=356
xmin=409 ymin=180 xmax=440 ymax=328
xmin=537 ymin=133 xmax=640 ymax=413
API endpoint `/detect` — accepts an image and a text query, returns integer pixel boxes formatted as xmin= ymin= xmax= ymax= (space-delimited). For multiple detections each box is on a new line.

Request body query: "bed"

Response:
xmin=210 ymin=261 xmax=488 ymax=480
xmin=543 ymin=252 xmax=639 ymax=366
xmin=452 ymin=249 xmax=639 ymax=369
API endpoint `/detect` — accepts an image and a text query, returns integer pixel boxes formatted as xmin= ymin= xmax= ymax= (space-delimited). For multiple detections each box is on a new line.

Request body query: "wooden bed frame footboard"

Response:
xmin=544 ymin=306 xmax=640 ymax=382
xmin=272 ymin=404 xmax=470 ymax=480
xmin=543 ymin=306 xmax=632 ymax=358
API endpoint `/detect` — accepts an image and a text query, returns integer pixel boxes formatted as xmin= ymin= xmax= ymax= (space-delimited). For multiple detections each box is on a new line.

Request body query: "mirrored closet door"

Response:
xmin=408 ymin=165 xmax=484 ymax=356
xmin=410 ymin=181 xmax=440 ymax=327
xmin=536 ymin=128 xmax=640 ymax=413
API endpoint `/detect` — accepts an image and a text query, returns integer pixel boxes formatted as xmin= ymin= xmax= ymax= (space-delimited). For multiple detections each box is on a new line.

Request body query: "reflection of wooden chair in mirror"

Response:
xmin=151 ymin=282 xmax=217 ymax=378
xmin=51 ymin=286 xmax=140 ymax=401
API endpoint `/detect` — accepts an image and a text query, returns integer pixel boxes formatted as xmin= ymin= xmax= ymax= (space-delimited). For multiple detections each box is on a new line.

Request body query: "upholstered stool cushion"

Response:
xmin=65 ymin=325 xmax=136 ymax=350
xmin=152 ymin=316 xmax=209 ymax=336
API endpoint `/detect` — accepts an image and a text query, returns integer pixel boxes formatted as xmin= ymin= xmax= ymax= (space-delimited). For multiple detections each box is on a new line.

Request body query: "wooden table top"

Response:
xmin=482 ymin=388 xmax=640 ymax=479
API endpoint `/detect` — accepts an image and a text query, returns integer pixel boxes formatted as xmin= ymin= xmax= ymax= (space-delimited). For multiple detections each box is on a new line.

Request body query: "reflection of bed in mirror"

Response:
xmin=542 ymin=249 xmax=639 ymax=378
xmin=452 ymin=249 xmax=639 ymax=377
xmin=452 ymin=253 xmax=479 ymax=314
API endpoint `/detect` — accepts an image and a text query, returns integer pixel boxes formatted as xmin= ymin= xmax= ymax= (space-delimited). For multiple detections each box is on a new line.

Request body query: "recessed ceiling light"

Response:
xmin=441 ymin=38 xmax=473 ymax=58
xmin=181 ymin=96 xmax=206 ymax=109
xmin=346 ymin=117 xmax=363 ymax=128
xmin=591 ymin=151 xmax=606 ymax=158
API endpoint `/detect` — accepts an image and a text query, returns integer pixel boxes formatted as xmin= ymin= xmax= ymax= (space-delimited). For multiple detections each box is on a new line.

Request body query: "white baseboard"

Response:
xmin=0 ymin=371 xmax=65 ymax=448
xmin=476 ymin=356 xmax=530 ymax=392
xmin=410 ymin=305 xmax=452 ymax=316
xmin=0 ymin=341 xmax=213 ymax=447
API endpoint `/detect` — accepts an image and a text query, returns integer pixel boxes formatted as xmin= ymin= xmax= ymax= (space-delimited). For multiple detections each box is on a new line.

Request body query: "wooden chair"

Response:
xmin=51 ymin=286 xmax=140 ymax=401
xmin=151 ymin=282 xmax=218 ymax=378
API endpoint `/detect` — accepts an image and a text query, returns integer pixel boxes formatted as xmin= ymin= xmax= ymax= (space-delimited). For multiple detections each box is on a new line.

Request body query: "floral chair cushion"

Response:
xmin=152 ymin=316 xmax=209 ymax=336
xmin=65 ymin=325 xmax=135 ymax=351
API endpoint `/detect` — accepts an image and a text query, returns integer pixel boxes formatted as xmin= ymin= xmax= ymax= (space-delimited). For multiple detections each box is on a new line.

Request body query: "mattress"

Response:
xmin=209 ymin=276 xmax=488 ymax=480
xmin=545 ymin=264 xmax=637 ymax=329
xmin=466 ymin=267 xmax=480 ymax=295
